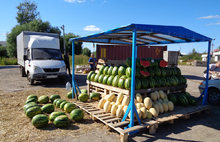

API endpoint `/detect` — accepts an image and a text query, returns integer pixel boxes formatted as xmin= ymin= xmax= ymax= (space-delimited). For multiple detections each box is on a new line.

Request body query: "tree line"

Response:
xmin=2 ymin=0 xmax=92 ymax=58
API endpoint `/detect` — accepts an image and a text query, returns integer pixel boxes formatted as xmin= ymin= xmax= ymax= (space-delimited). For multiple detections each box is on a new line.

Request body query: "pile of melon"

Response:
xmin=98 ymin=90 xmax=174 ymax=119
xmin=23 ymin=94 xmax=84 ymax=128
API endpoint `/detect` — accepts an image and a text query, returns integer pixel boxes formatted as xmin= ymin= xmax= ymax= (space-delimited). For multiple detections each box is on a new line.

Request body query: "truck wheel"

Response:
xmin=27 ymin=73 xmax=34 ymax=85
xmin=208 ymin=88 xmax=220 ymax=105
xmin=20 ymin=66 xmax=26 ymax=77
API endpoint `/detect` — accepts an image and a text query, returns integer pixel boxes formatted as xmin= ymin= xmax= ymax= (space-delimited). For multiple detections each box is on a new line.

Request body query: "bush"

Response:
xmin=0 ymin=57 xmax=17 ymax=65
xmin=0 ymin=46 xmax=8 ymax=58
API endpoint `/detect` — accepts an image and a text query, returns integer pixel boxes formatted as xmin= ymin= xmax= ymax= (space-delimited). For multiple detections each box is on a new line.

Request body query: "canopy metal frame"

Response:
xmin=69 ymin=23 xmax=212 ymax=134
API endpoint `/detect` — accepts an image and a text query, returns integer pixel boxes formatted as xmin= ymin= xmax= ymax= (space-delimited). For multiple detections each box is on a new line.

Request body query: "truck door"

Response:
xmin=25 ymin=49 xmax=31 ymax=73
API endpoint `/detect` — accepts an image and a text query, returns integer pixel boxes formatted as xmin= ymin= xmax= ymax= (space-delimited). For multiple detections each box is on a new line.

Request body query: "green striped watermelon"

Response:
xmin=87 ymin=71 xmax=94 ymax=80
xmin=107 ymin=75 xmax=115 ymax=85
xmin=90 ymin=73 xmax=96 ymax=81
xmin=32 ymin=114 xmax=48 ymax=128
xmin=38 ymin=95 xmax=49 ymax=104
xmin=90 ymin=92 xmax=100 ymax=101
xmin=98 ymin=65 xmax=105 ymax=74
xmin=53 ymin=99 xmax=61 ymax=105
xmin=78 ymin=93 xmax=89 ymax=102
xmin=118 ymin=66 xmax=126 ymax=76
xmin=112 ymin=75 xmax=121 ymax=87
xmin=103 ymin=66 xmax=109 ymax=75
xmin=26 ymin=106 xmax=42 ymax=118
xmin=54 ymin=115 xmax=69 ymax=128
xmin=112 ymin=66 xmax=118 ymax=76
xmin=60 ymin=101 xmax=69 ymax=110
xmin=135 ymin=78 xmax=141 ymax=90
xmin=98 ymin=74 xmax=105 ymax=83
xmin=56 ymin=99 xmax=66 ymax=108
xmin=125 ymin=57 xmax=132 ymax=67
xmin=81 ymin=89 xmax=87 ymax=93
xmin=107 ymin=66 xmax=113 ymax=75
xmin=102 ymin=75 xmax=110 ymax=84
xmin=49 ymin=111 xmax=66 ymax=122
xmin=41 ymin=104 xmax=55 ymax=114
xmin=23 ymin=102 xmax=38 ymax=112
xmin=94 ymin=74 xmax=100 ymax=82
xmin=124 ymin=77 xmax=131 ymax=90
xmin=125 ymin=67 xmax=131 ymax=77
xmin=27 ymin=95 xmax=38 ymax=101
xmin=50 ymin=94 xmax=60 ymax=102
xmin=70 ymin=109 xmax=84 ymax=121
xmin=118 ymin=75 xmax=127 ymax=89
xmin=64 ymin=103 xmax=76 ymax=113
xmin=141 ymin=78 xmax=149 ymax=89
xmin=25 ymin=98 xmax=38 ymax=104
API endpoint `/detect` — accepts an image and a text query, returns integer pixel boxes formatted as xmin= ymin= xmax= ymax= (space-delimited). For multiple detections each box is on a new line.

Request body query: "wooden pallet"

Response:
xmin=87 ymin=80 xmax=187 ymax=97
xmin=72 ymin=100 xmax=211 ymax=142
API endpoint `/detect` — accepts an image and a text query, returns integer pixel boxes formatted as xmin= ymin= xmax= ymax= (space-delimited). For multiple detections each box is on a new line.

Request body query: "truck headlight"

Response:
xmin=34 ymin=66 xmax=43 ymax=73
xmin=60 ymin=65 xmax=66 ymax=72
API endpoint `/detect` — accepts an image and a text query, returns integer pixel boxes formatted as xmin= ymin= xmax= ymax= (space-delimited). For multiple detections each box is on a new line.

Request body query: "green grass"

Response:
xmin=0 ymin=57 xmax=17 ymax=65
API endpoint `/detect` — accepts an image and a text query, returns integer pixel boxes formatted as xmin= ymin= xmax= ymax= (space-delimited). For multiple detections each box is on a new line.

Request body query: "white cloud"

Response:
xmin=83 ymin=25 xmax=102 ymax=31
xmin=207 ymin=20 xmax=220 ymax=26
xmin=64 ymin=0 xmax=85 ymax=3
xmin=198 ymin=15 xmax=220 ymax=19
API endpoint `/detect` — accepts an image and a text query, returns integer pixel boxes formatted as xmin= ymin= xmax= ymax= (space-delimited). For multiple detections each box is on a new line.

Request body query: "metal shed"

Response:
xmin=69 ymin=23 xmax=212 ymax=134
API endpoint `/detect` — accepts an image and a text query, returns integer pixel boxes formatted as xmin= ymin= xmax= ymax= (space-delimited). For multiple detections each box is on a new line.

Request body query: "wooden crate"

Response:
xmin=87 ymin=80 xmax=187 ymax=98
xmin=72 ymin=100 xmax=211 ymax=142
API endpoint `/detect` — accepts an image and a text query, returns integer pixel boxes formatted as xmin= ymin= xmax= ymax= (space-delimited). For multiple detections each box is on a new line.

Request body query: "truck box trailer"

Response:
xmin=16 ymin=31 xmax=67 ymax=85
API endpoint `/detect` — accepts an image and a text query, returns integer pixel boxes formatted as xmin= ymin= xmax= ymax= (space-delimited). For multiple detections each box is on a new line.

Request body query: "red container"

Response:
xmin=96 ymin=44 xmax=167 ymax=60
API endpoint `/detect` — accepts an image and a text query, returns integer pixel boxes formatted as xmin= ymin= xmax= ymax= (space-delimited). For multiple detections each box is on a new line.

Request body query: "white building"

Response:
xmin=201 ymin=51 xmax=220 ymax=61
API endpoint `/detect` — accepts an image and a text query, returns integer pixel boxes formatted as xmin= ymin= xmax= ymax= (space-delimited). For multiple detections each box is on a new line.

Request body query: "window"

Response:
xmin=32 ymin=48 xmax=63 ymax=60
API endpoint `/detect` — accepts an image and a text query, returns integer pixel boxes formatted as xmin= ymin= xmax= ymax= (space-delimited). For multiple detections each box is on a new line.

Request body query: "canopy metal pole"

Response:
xmin=203 ymin=41 xmax=212 ymax=105
xmin=71 ymin=41 xmax=77 ymax=98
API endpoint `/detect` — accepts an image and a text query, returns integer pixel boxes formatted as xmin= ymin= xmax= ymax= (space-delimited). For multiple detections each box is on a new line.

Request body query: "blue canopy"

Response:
xmin=70 ymin=23 xmax=212 ymax=44
xmin=70 ymin=23 xmax=212 ymax=134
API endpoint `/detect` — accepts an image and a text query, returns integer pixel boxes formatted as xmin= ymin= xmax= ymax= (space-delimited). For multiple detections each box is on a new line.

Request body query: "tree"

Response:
xmin=16 ymin=0 xmax=40 ymax=25
xmin=0 ymin=46 xmax=8 ymax=58
xmin=60 ymin=33 xmax=82 ymax=55
xmin=6 ymin=19 xmax=61 ymax=57
xmin=82 ymin=47 xmax=91 ymax=57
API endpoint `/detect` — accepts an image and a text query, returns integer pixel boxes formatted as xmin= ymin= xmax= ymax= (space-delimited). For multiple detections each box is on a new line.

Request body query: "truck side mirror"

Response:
xmin=23 ymin=55 xmax=27 ymax=60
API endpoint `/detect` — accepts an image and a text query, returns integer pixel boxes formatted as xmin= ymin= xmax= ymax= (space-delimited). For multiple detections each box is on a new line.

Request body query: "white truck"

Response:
xmin=16 ymin=31 xmax=67 ymax=85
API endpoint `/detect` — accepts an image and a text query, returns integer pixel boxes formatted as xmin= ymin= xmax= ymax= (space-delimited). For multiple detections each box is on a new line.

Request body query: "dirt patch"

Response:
xmin=0 ymin=88 xmax=120 ymax=142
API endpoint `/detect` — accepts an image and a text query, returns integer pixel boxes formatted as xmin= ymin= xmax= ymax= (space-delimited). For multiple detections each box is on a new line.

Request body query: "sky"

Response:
xmin=0 ymin=0 xmax=220 ymax=55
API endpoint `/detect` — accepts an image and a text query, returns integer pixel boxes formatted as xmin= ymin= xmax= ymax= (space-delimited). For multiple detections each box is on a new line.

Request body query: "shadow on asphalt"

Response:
xmin=183 ymin=75 xmax=204 ymax=81
xmin=0 ymin=65 xmax=19 ymax=69
xmin=33 ymin=74 xmax=87 ymax=88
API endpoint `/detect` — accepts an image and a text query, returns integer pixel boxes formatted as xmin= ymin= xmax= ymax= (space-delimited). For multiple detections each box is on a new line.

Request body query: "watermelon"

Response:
xmin=107 ymin=66 xmax=113 ymax=75
xmin=53 ymin=99 xmax=61 ymax=105
xmin=49 ymin=111 xmax=66 ymax=122
xmin=154 ymin=76 xmax=162 ymax=87
xmin=148 ymin=68 xmax=155 ymax=77
xmin=81 ymin=89 xmax=87 ymax=93
xmin=160 ymin=77 xmax=167 ymax=87
xmin=70 ymin=109 xmax=84 ymax=121
xmin=41 ymin=104 xmax=54 ymax=114
xmin=118 ymin=66 xmax=126 ymax=76
xmin=135 ymin=78 xmax=142 ymax=90
xmin=78 ymin=93 xmax=89 ymax=102
xmin=124 ymin=77 xmax=131 ymax=90
xmin=154 ymin=59 xmax=159 ymax=67
xmin=54 ymin=115 xmax=69 ymax=128
xmin=175 ymin=67 xmax=181 ymax=76
xmin=94 ymin=74 xmax=100 ymax=82
xmin=67 ymin=91 xmax=74 ymax=99
xmin=118 ymin=75 xmax=127 ymax=89
xmin=112 ymin=75 xmax=121 ymax=87
xmin=154 ymin=66 xmax=161 ymax=76
xmin=98 ymin=74 xmax=105 ymax=83
xmin=50 ymin=94 xmax=60 ymax=102
xmin=64 ymin=103 xmax=76 ymax=113
xmin=135 ymin=68 xmax=142 ymax=78
xmin=32 ymin=114 xmax=48 ymax=128
xmin=102 ymin=75 xmax=109 ymax=84
xmin=140 ymin=70 xmax=150 ymax=77
xmin=27 ymin=95 xmax=38 ymax=100
xmin=141 ymin=78 xmax=149 ymax=89
xmin=167 ymin=94 xmax=177 ymax=105
xmin=180 ymin=75 xmax=187 ymax=84
xmin=38 ymin=95 xmax=49 ymax=104
xmin=107 ymin=75 xmax=115 ymax=85
xmin=140 ymin=59 xmax=150 ymax=68
xmin=103 ymin=66 xmax=109 ymax=75
xmin=90 ymin=92 xmax=100 ymax=101
xmin=125 ymin=57 xmax=132 ymax=67
xmin=148 ymin=77 xmax=156 ymax=88
xmin=160 ymin=68 xmax=166 ymax=77
xmin=60 ymin=101 xmax=69 ymax=110
xmin=165 ymin=76 xmax=172 ymax=86
xmin=56 ymin=99 xmax=66 ymax=108
xmin=126 ymin=67 xmax=131 ymax=77
xmin=25 ymin=98 xmax=38 ymax=104
xmin=90 ymin=73 xmax=96 ymax=81
xmin=23 ymin=102 xmax=38 ymax=112
xmin=26 ymin=106 xmax=42 ymax=118
xmin=165 ymin=67 xmax=171 ymax=76
xmin=136 ymin=58 xmax=141 ymax=68
xmin=87 ymin=71 xmax=94 ymax=80
xmin=112 ymin=66 xmax=118 ymax=76
xmin=99 ymin=65 xmax=105 ymax=74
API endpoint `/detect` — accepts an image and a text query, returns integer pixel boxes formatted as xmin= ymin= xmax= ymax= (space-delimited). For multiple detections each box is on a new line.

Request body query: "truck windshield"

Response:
xmin=32 ymin=48 xmax=63 ymax=60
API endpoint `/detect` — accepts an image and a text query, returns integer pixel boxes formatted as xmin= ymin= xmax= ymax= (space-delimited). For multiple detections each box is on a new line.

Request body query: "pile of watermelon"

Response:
xmin=167 ymin=92 xmax=197 ymax=106
xmin=87 ymin=57 xmax=187 ymax=90
xmin=23 ymin=94 xmax=85 ymax=128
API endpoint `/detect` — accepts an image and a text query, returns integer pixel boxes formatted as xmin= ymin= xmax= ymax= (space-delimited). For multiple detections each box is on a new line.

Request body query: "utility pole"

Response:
xmin=60 ymin=25 xmax=66 ymax=55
